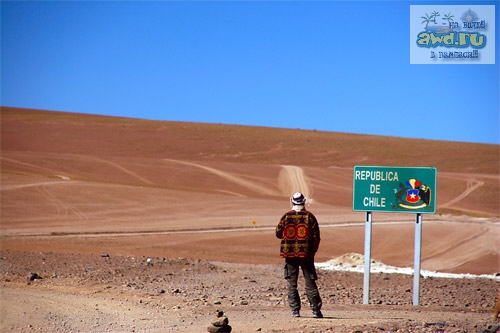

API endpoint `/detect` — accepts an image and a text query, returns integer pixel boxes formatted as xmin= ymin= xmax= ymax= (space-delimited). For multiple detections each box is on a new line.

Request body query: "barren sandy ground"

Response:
xmin=1 ymin=251 xmax=499 ymax=332
xmin=1 ymin=107 xmax=499 ymax=332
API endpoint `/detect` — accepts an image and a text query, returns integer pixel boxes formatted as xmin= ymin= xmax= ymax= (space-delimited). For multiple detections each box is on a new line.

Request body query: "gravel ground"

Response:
xmin=1 ymin=250 xmax=499 ymax=332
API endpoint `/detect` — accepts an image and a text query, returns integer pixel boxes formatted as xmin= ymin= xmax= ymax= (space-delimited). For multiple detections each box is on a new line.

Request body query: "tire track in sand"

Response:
xmin=85 ymin=156 xmax=154 ymax=186
xmin=1 ymin=157 xmax=67 ymax=175
xmin=2 ymin=155 xmax=153 ymax=186
xmin=278 ymin=165 xmax=311 ymax=197
xmin=164 ymin=159 xmax=280 ymax=196
xmin=440 ymin=178 xmax=484 ymax=208
xmin=1 ymin=179 xmax=72 ymax=191
xmin=36 ymin=184 xmax=88 ymax=221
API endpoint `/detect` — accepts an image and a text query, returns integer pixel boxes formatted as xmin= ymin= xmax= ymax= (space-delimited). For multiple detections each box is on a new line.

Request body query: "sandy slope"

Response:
xmin=1 ymin=159 xmax=498 ymax=275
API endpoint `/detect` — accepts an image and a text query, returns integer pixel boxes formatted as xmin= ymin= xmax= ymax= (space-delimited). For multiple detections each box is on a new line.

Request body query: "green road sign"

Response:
xmin=353 ymin=166 xmax=437 ymax=213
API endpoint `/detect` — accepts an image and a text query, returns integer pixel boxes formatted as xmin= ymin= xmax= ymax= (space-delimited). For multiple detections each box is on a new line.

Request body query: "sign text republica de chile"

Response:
xmin=353 ymin=166 xmax=437 ymax=213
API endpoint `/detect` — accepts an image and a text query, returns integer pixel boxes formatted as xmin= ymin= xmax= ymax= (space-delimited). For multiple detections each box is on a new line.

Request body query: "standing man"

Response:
xmin=276 ymin=192 xmax=323 ymax=318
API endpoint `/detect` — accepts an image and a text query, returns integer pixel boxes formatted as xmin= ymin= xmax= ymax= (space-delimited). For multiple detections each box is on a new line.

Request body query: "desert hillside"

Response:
xmin=1 ymin=106 xmax=499 ymax=275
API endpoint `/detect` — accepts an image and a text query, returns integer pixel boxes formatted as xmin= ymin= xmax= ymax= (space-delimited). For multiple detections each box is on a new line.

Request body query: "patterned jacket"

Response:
xmin=275 ymin=208 xmax=320 ymax=258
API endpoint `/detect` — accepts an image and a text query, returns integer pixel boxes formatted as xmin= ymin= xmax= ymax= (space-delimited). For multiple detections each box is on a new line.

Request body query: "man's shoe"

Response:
xmin=292 ymin=309 xmax=300 ymax=317
xmin=312 ymin=310 xmax=323 ymax=318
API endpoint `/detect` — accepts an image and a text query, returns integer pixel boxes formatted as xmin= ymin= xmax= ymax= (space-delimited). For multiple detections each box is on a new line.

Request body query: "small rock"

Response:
xmin=27 ymin=273 xmax=42 ymax=281
xmin=211 ymin=317 xmax=229 ymax=327
xmin=207 ymin=326 xmax=232 ymax=333
xmin=207 ymin=310 xmax=232 ymax=332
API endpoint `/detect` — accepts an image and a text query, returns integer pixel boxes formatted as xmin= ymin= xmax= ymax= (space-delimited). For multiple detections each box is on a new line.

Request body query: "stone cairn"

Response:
xmin=207 ymin=309 xmax=232 ymax=333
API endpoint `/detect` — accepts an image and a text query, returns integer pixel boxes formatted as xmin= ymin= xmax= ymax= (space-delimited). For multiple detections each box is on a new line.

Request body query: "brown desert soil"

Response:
xmin=1 ymin=107 xmax=499 ymax=332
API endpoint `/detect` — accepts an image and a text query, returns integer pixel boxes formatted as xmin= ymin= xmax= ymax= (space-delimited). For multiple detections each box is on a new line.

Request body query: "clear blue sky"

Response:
xmin=2 ymin=1 xmax=499 ymax=144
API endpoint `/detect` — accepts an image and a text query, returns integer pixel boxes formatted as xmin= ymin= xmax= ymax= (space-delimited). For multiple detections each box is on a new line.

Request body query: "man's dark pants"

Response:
xmin=284 ymin=257 xmax=322 ymax=311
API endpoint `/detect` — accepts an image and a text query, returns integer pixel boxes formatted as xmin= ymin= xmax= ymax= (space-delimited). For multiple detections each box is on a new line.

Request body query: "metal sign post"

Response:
xmin=352 ymin=166 xmax=436 ymax=306
xmin=363 ymin=211 xmax=372 ymax=304
xmin=413 ymin=213 xmax=423 ymax=305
